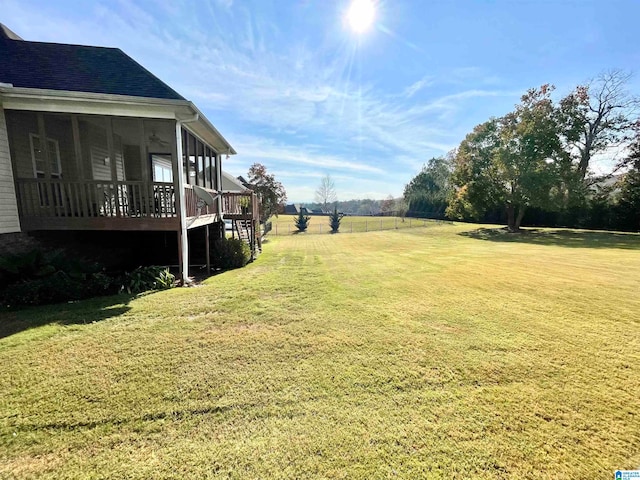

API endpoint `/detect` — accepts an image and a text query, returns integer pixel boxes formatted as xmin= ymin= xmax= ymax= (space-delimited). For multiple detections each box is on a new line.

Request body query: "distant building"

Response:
xmin=284 ymin=204 xmax=299 ymax=215
xmin=221 ymin=171 xmax=248 ymax=192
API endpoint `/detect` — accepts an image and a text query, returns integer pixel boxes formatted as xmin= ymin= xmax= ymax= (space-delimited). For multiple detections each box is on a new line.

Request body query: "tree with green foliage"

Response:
xmin=247 ymin=163 xmax=287 ymax=223
xmin=356 ymin=199 xmax=380 ymax=215
xmin=615 ymin=123 xmax=640 ymax=230
xmin=403 ymin=156 xmax=453 ymax=217
xmin=447 ymin=85 xmax=565 ymax=232
xmin=329 ymin=206 xmax=343 ymax=233
xmin=294 ymin=210 xmax=311 ymax=232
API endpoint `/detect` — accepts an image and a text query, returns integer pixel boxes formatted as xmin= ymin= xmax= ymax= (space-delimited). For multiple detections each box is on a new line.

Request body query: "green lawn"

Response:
xmin=1 ymin=223 xmax=639 ymax=479
xmin=269 ymin=214 xmax=437 ymax=235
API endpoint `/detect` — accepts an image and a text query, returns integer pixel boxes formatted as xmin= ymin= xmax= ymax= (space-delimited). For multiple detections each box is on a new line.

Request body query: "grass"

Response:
xmin=1 ymin=223 xmax=639 ymax=478
xmin=269 ymin=214 xmax=438 ymax=235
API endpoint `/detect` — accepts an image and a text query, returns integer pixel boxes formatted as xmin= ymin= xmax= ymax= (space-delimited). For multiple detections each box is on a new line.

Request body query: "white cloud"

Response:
xmin=214 ymin=0 xmax=234 ymax=9
xmin=229 ymin=135 xmax=387 ymax=175
xmin=403 ymin=75 xmax=435 ymax=98
xmin=2 ymin=0 xmax=519 ymax=201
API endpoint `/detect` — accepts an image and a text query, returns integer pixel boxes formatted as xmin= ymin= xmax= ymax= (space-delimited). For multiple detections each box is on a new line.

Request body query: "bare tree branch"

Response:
xmin=562 ymin=70 xmax=640 ymax=180
xmin=315 ymin=175 xmax=337 ymax=211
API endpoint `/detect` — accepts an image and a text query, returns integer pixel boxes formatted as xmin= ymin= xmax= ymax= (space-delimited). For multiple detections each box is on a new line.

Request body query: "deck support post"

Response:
xmin=174 ymin=122 xmax=189 ymax=284
xmin=216 ymin=152 xmax=223 ymax=219
xmin=205 ymin=224 xmax=211 ymax=274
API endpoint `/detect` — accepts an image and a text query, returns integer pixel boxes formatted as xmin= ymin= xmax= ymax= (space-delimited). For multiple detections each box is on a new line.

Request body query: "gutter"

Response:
xmin=186 ymin=102 xmax=237 ymax=155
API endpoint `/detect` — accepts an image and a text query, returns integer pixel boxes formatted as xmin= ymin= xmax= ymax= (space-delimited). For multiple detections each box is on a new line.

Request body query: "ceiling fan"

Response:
xmin=148 ymin=130 xmax=170 ymax=147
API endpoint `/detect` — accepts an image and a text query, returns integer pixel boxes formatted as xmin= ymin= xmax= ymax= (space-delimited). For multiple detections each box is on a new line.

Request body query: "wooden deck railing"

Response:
xmin=222 ymin=191 xmax=258 ymax=217
xmin=183 ymin=184 xmax=219 ymax=218
xmin=15 ymin=179 xmax=258 ymax=225
xmin=15 ymin=178 xmax=177 ymax=219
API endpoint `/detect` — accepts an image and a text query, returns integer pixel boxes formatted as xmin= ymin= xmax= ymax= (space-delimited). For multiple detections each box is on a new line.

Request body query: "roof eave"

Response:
xmin=187 ymin=102 xmax=236 ymax=155
xmin=0 ymin=86 xmax=236 ymax=154
xmin=0 ymin=86 xmax=191 ymax=108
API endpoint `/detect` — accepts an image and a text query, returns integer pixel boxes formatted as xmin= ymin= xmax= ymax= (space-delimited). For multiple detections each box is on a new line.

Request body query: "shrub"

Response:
xmin=3 ymin=271 xmax=116 ymax=306
xmin=210 ymin=237 xmax=251 ymax=270
xmin=0 ymin=249 xmax=119 ymax=307
xmin=0 ymin=249 xmax=180 ymax=307
xmin=120 ymin=266 xmax=175 ymax=294
xmin=294 ymin=211 xmax=311 ymax=232
xmin=329 ymin=206 xmax=343 ymax=233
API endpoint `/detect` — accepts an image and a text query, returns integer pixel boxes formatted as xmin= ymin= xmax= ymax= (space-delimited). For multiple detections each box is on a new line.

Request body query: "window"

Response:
xmin=188 ymin=133 xmax=197 ymax=184
xmin=197 ymin=140 xmax=205 ymax=187
xmin=204 ymin=147 xmax=212 ymax=189
xmin=29 ymin=133 xmax=63 ymax=207
xmin=30 ymin=133 xmax=61 ymax=178
xmin=151 ymin=154 xmax=173 ymax=183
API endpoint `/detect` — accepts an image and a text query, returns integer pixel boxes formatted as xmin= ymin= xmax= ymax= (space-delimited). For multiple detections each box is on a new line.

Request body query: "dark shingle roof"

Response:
xmin=0 ymin=35 xmax=185 ymax=101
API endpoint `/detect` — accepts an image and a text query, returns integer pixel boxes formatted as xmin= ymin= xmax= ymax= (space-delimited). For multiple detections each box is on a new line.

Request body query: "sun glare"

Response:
xmin=346 ymin=0 xmax=376 ymax=34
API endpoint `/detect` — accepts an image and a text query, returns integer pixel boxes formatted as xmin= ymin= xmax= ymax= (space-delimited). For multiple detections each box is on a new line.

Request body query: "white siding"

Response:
xmin=0 ymin=104 xmax=21 ymax=233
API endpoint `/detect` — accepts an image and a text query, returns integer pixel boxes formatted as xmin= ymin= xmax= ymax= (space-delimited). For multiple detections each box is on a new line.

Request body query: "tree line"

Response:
xmin=404 ymin=71 xmax=640 ymax=232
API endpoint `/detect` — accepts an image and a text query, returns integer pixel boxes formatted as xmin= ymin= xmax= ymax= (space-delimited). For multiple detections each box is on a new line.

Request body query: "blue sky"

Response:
xmin=3 ymin=0 xmax=640 ymax=202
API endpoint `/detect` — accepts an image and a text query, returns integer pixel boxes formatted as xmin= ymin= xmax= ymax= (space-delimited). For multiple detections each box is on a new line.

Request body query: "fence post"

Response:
xmin=350 ymin=222 xmax=353 ymax=233
xmin=395 ymin=217 xmax=398 ymax=229
xmin=365 ymin=219 xmax=368 ymax=232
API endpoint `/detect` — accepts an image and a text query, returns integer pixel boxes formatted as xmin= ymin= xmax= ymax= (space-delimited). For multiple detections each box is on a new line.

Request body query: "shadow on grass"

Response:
xmin=0 ymin=293 xmax=137 ymax=339
xmin=459 ymin=227 xmax=640 ymax=250
xmin=26 ymin=404 xmax=234 ymax=433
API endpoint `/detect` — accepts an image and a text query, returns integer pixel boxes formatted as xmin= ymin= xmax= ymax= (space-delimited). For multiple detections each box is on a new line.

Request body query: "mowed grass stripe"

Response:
xmin=0 ymin=223 xmax=639 ymax=478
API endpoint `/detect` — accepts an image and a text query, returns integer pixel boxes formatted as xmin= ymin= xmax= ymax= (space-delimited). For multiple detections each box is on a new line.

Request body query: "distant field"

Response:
xmin=269 ymin=214 xmax=443 ymax=235
xmin=1 ymin=223 xmax=639 ymax=478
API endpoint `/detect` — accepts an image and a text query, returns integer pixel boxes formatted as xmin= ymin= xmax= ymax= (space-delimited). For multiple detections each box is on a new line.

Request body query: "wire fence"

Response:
xmin=268 ymin=216 xmax=452 ymax=236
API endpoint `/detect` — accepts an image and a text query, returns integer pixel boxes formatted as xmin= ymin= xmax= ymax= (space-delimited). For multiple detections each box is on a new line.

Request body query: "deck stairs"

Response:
xmin=233 ymin=219 xmax=252 ymax=245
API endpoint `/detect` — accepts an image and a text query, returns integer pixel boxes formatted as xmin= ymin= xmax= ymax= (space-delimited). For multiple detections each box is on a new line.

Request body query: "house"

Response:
xmin=283 ymin=204 xmax=315 ymax=215
xmin=284 ymin=204 xmax=299 ymax=215
xmin=221 ymin=171 xmax=248 ymax=193
xmin=0 ymin=24 xmax=258 ymax=282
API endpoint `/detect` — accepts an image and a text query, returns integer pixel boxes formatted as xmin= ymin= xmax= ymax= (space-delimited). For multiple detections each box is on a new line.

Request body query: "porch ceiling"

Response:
xmin=0 ymin=86 xmax=236 ymax=155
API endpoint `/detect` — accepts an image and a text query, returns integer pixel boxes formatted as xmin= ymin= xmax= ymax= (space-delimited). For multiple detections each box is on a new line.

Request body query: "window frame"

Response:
xmin=29 ymin=133 xmax=62 ymax=179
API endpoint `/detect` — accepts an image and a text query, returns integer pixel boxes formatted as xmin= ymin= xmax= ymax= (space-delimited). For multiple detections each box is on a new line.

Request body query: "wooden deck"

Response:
xmin=15 ymin=178 xmax=258 ymax=233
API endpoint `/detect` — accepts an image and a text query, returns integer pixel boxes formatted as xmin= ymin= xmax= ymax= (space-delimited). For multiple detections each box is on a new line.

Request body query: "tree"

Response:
xmin=356 ymin=199 xmax=379 ymax=215
xmin=395 ymin=197 xmax=408 ymax=221
xmin=294 ymin=210 xmax=310 ymax=232
xmin=614 ymin=122 xmax=640 ymax=230
xmin=247 ymin=163 xmax=287 ymax=223
xmin=380 ymin=195 xmax=395 ymax=216
xmin=447 ymin=85 xmax=565 ymax=232
xmin=403 ymin=156 xmax=453 ymax=217
xmin=560 ymin=70 xmax=640 ymax=181
xmin=315 ymin=174 xmax=337 ymax=212
xmin=328 ymin=206 xmax=343 ymax=233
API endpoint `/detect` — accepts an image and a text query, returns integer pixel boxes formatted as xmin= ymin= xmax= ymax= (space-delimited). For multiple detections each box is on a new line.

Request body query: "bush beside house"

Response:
xmin=210 ymin=237 xmax=252 ymax=270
